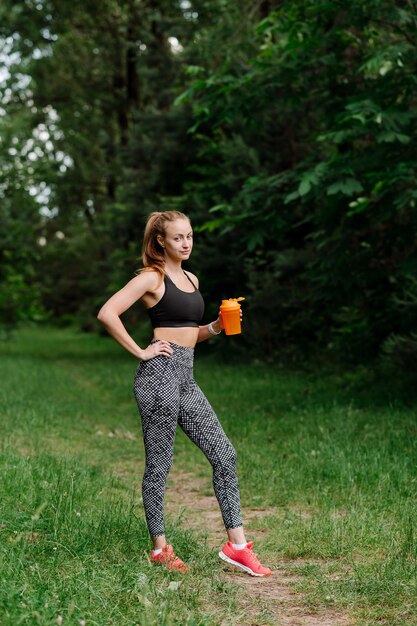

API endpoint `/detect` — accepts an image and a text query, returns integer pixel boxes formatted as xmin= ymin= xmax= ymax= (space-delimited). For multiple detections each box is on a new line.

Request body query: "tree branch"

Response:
xmin=371 ymin=17 xmax=417 ymax=47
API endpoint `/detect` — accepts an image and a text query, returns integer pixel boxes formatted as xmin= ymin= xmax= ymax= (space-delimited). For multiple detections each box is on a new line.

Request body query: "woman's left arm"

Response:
xmin=186 ymin=270 xmax=242 ymax=343
xmin=197 ymin=316 xmax=223 ymax=343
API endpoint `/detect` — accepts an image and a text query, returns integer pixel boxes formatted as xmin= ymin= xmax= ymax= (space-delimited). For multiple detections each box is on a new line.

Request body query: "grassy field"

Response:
xmin=1 ymin=325 xmax=417 ymax=625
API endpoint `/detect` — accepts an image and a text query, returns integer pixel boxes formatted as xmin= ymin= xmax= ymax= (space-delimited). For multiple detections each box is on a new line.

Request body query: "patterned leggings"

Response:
xmin=133 ymin=341 xmax=243 ymax=537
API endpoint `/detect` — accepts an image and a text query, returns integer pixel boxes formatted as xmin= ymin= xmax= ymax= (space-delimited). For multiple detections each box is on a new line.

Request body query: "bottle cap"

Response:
xmin=221 ymin=297 xmax=245 ymax=308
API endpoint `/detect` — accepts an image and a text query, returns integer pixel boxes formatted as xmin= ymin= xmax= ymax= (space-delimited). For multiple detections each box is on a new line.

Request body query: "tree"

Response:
xmin=175 ymin=0 xmax=417 ymax=362
xmin=2 ymin=0 xmax=417 ymax=367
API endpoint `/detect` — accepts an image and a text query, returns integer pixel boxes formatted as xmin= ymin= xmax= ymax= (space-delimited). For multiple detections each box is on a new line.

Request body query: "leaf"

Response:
xmin=350 ymin=114 xmax=366 ymax=124
xmin=298 ymin=178 xmax=311 ymax=196
xmin=197 ymin=218 xmax=225 ymax=232
xmin=187 ymin=120 xmax=203 ymax=134
xmin=297 ymin=163 xmax=328 ymax=197
xmin=136 ymin=573 xmax=148 ymax=586
xmin=137 ymin=594 xmax=152 ymax=607
xmin=347 ymin=197 xmax=369 ymax=217
xmin=246 ymin=231 xmax=264 ymax=252
xmin=376 ymin=131 xmax=411 ymax=144
xmin=255 ymin=17 xmax=273 ymax=36
xmin=168 ymin=581 xmax=182 ymax=591
xmin=185 ymin=65 xmax=204 ymax=76
xmin=208 ymin=204 xmax=231 ymax=214
xmin=322 ymin=130 xmax=352 ymax=144
xmin=314 ymin=162 xmax=328 ymax=177
xmin=379 ymin=60 xmax=393 ymax=76
xmin=327 ymin=178 xmax=364 ymax=196
xmin=284 ymin=190 xmax=300 ymax=204
xmin=173 ymin=90 xmax=191 ymax=107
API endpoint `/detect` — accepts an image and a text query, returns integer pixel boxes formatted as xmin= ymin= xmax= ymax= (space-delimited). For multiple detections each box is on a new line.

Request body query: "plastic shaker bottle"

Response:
xmin=220 ymin=297 xmax=245 ymax=335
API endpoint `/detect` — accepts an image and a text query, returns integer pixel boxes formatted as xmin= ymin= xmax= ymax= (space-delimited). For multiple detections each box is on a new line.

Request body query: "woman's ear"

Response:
xmin=156 ymin=235 xmax=165 ymax=248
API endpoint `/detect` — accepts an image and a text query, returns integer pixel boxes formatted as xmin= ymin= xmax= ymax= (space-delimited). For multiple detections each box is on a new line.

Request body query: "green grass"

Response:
xmin=1 ymin=325 xmax=417 ymax=625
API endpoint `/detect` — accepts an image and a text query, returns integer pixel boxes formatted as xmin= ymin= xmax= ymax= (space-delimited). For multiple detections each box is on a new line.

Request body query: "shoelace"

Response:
xmin=160 ymin=546 xmax=185 ymax=568
xmin=243 ymin=544 xmax=263 ymax=568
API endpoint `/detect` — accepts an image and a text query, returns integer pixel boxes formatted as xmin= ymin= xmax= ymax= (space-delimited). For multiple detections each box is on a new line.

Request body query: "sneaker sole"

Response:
xmin=150 ymin=557 xmax=188 ymax=572
xmin=218 ymin=550 xmax=270 ymax=577
xmin=151 ymin=560 xmax=188 ymax=572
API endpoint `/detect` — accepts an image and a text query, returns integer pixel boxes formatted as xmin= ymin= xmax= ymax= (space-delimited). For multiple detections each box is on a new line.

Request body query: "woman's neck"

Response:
xmin=164 ymin=259 xmax=183 ymax=276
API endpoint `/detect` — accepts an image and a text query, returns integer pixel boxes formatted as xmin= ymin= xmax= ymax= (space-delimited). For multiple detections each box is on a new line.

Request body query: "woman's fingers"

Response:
xmin=141 ymin=340 xmax=173 ymax=360
xmin=218 ymin=313 xmax=224 ymax=329
xmin=153 ymin=340 xmax=173 ymax=357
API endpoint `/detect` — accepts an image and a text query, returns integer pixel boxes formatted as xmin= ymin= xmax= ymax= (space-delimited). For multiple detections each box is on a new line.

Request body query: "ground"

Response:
xmin=166 ymin=471 xmax=351 ymax=626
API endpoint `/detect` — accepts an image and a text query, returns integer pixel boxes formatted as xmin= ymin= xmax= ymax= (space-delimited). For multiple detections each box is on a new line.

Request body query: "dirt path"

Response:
xmin=166 ymin=471 xmax=351 ymax=626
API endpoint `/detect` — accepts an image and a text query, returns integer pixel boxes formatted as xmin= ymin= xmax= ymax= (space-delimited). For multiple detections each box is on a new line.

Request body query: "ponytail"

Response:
xmin=136 ymin=210 xmax=190 ymax=276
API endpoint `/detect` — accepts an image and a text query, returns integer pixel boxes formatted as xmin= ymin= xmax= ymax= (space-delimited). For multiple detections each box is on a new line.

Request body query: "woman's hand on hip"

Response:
xmin=140 ymin=340 xmax=173 ymax=361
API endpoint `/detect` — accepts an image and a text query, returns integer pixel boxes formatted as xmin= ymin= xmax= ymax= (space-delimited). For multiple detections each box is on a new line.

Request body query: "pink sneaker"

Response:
xmin=219 ymin=541 xmax=271 ymax=577
xmin=150 ymin=545 xmax=188 ymax=573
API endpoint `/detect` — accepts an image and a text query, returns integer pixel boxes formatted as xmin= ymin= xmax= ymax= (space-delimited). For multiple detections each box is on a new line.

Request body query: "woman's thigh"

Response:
xmin=178 ymin=379 xmax=234 ymax=457
xmin=134 ymin=357 xmax=180 ymax=459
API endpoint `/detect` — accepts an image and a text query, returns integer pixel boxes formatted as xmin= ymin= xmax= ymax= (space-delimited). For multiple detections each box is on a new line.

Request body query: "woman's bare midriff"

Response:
xmin=153 ymin=327 xmax=200 ymax=348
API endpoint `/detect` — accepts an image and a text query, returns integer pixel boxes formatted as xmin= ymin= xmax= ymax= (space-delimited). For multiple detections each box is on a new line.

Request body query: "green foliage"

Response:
xmin=0 ymin=183 xmax=47 ymax=329
xmin=175 ymin=0 xmax=417 ymax=362
xmin=381 ymin=274 xmax=417 ymax=369
xmin=1 ymin=0 xmax=417 ymax=367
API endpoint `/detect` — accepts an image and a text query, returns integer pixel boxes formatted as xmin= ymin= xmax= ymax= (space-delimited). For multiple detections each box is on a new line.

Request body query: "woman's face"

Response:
xmin=159 ymin=219 xmax=193 ymax=262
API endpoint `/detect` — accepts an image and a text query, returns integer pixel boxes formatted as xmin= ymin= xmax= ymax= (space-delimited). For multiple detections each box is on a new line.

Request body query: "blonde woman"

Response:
xmin=97 ymin=210 xmax=271 ymax=576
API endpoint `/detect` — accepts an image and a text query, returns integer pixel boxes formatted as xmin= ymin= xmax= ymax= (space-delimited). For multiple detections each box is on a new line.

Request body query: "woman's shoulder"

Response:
xmin=133 ymin=267 xmax=164 ymax=291
xmin=183 ymin=269 xmax=199 ymax=288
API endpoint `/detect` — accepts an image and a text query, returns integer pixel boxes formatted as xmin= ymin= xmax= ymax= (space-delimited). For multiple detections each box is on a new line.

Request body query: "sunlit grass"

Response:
xmin=1 ymin=325 xmax=417 ymax=624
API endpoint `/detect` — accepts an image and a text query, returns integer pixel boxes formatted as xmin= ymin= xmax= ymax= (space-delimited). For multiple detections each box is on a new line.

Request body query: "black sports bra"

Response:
xmin=147 ymin=271 xmax=205 ymax=328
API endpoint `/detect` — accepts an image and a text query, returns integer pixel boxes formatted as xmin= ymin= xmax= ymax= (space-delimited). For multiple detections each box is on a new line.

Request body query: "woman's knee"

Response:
xmin=216 ymin=441 xmax=237 ymax=470
xmin=143 ymin=458 xmax=173 ymax=485
xmin=228 ymin=443 xmax=237 ymax=464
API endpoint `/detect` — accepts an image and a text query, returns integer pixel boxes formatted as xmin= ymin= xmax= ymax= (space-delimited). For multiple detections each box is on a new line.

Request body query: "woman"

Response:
xmin=97 ymin=210 xmax=271 ymax=577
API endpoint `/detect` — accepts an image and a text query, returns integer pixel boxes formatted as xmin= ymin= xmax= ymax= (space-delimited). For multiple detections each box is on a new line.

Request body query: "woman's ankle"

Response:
xmin=152 ymin=534 xmax=167 ymax=551
xmin=226 ymin=526 xmax=246 ymax=545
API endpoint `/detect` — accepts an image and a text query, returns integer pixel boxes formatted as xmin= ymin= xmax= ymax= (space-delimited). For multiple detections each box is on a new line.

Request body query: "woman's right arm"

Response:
xmin=97 ymin=272 xmax=172 ymax=360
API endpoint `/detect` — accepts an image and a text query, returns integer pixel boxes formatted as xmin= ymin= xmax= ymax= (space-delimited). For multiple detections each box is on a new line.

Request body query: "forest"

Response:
xmin=1 ymin=0 xmax=417 ymax=367
xmin=2 ymin=4 xmax=417 ymax=624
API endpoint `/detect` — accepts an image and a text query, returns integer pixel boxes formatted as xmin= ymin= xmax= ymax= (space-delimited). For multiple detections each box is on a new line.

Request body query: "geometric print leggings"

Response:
xmin=133 ymin=341 xmax=243 ymax=537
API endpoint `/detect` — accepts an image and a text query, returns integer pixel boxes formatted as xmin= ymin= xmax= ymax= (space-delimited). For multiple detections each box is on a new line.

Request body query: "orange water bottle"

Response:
xmin=220 ymin=297 xmax=245 ymax=335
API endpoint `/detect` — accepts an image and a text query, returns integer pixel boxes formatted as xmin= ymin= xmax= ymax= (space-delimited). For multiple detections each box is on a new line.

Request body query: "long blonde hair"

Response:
xmin=138 ymin=210 xmax=190 ymax=276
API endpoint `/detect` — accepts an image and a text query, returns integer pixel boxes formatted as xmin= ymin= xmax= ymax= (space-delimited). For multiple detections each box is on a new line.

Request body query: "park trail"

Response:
xmin=166 ymin=471 xmax=351 ymax=626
